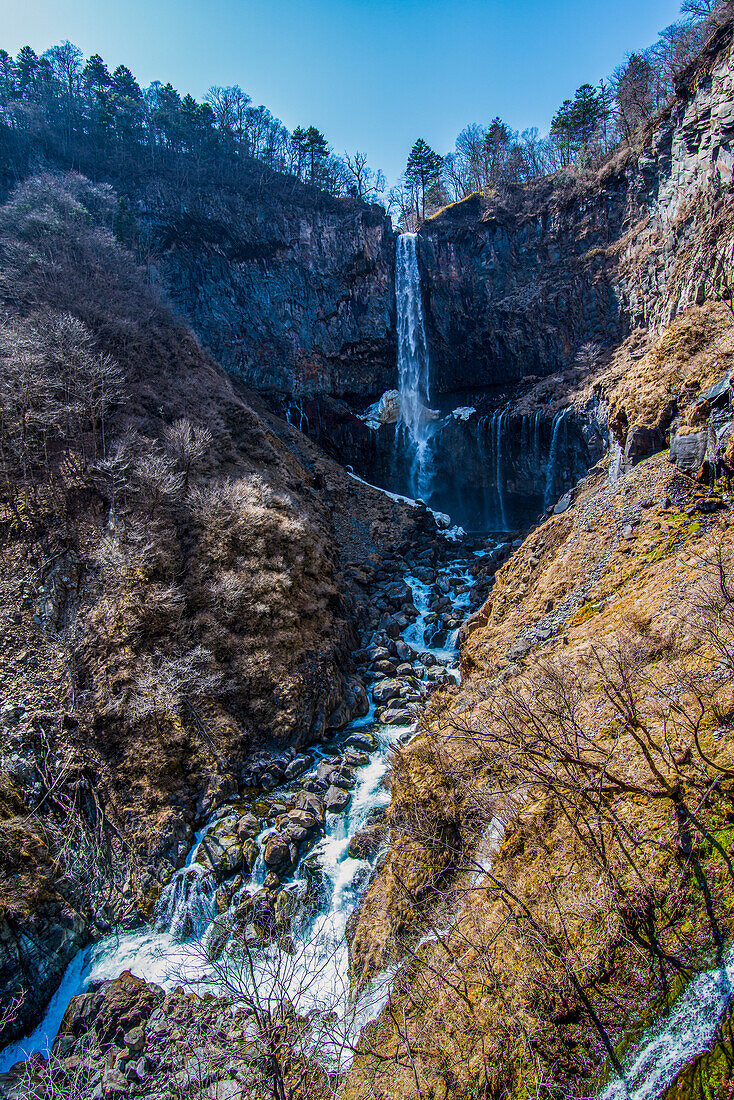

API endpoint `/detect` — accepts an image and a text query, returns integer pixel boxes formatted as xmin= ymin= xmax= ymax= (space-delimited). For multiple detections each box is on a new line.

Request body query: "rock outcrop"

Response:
xmin=416 ymin=20 xmax=734 ymax=398
xmin=139 ymin=173 xmax=397 ymax=397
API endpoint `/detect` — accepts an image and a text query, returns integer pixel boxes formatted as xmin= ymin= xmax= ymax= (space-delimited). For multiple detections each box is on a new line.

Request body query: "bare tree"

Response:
xmin=163 ymin=418 xmax=212 ymax=491
xmin=132 ymin=450 xmax=184 ymax=518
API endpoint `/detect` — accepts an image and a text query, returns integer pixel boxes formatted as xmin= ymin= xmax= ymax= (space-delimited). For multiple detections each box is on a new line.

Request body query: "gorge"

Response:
xmin=2 ymin=11 xmax=734 ymax=1100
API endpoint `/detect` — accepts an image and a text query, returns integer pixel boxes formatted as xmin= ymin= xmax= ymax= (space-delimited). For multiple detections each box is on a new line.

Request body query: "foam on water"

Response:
xmin=0 ymin=551 xmax=476 ymax=1073
xmin=598 ymin=944 xmax=734 ymax=1100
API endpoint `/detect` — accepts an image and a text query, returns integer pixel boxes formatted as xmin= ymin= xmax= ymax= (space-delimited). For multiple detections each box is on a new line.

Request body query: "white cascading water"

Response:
xmin=155 ymin=863 xmax=215 ymax=940
xmin=494 ymin=410 xmax=508 ymax=529
xmin=395 ymin=232 xmax=434 ymax=501
xmin=544 ymin=407 xmax=569 ymax=509
xmin=0 ymin=553 xmax=478 ymax=1076
xmin=533 ymin=410 xmax=542 ymax=470
xmin=598 ymin=944 xmax=734 ymax=1100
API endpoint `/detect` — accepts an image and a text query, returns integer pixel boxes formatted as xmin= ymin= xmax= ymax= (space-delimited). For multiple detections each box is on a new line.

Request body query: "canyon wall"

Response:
xmin=137 ymin=174 xmax=396 ymax=397
xmin=416 ymin=20 xmax=734 ymax=396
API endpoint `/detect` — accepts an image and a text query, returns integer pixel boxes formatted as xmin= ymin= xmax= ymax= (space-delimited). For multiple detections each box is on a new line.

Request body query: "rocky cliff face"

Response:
xmin=417 ymin=184 xmax=626 ymax=392
xmin=415 ymin=21 xmax=734 ymax=399
xmin=138 ymin=173 xmax=396 ymax=398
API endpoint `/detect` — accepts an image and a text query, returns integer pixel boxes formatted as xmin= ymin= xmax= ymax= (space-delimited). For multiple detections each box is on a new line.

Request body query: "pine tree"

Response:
xmin=405 ymin=138 xmax=443 ymax=220
xmin=304 ymin=125 xmax=329 ymax=184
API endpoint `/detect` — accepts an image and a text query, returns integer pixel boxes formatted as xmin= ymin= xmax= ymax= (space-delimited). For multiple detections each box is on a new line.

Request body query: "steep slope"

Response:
xmin=344 ymin=356 xmax=734 ymax=1100
xmin=0 ymin=172 xmax=419 ymax=1045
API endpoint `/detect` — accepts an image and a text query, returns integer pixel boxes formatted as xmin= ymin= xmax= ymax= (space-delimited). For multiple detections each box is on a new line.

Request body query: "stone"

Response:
xmin=328 ymin=768 xmax=355 ymax=791
xmin=696 ymin=496 xmax=726 ymax=513
xmin=295 ymin=791 xmax=325 ymax=820
xmin=669 ymin=430 xmax=707 ymax=474
xmin=362 ymin=389 xmax=401 ymax=429
xmin=195 ymin=833 xmax=243 ymax=881
xmin=263 ymin=834 xmax=292 ymax=871
xmin=102 ymin=1065 xmax=128 ymax=1096
xmin=345 ymin=731 xmax=377 ymax=752
xmin=284 ymin=754 xmax=313 ymax=781
xmin=395 ymin=640 xmax=416 ymax=663
xmin=122 ymin=1025 xmax=145 ymax=1054
xmin=698 ymin=371 xmax=731 ymax=406
xmin=236 ymin=813 xmax=260 ymax=839
xmin=372 ymin=679 xmax=401 ymax=704
xmin=324 ymin=786 xmax=351 ymax=812
xmin=624 ymin=424 xmax=665 ymax=463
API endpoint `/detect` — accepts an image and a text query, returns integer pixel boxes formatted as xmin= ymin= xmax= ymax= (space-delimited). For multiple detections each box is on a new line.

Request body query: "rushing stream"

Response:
xmin=597 ymin=945 xmax=734 ymax=1100
xmin=0 ymin=548 xmax=478 ymax=1074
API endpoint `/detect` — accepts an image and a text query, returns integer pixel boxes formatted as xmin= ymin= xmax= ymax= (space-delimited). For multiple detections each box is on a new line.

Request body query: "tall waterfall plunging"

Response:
xmin=395 ymin=232 xmax=434 ymax=500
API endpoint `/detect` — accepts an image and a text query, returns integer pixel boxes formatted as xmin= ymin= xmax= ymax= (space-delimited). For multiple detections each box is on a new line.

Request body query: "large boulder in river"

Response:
xmin=263 ymin=833 xmax=296 ymax=872
xmin=295 ymin=791 xmax=325 ymax=820
xmin=372 ymin=679 xmax=401 ymax=705
xmin=91 ymin=971 xmax=164 ymax=1050
xmin=345 ymin=730 xmax=377 ymax=752
xmin=195 ymin=831 xmax=245 ymax=881
xmin=324 ymin=786 xmax=351 ymax=812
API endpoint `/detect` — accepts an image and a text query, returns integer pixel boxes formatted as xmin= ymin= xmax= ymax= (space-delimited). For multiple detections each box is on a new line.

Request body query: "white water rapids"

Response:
xmin=598 ymin=944 xmax=734 ymax=1100
xmin=0 ymin=560 xmax=474 ymax=1074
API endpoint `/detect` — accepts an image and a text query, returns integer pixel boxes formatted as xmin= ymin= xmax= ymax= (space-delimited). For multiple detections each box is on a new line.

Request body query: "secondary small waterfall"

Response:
xmin=598 ymin=944 xmax=734 ymax=1100
xmin=494 ymin=409 xmax=508 ymax=529
xmin=533 ymin=410 xmax=542 ymax=469
xmin=155 ymin=863 xmax=215 ymax=941
xmin=544 ymin=407 xmax=569 ymax=509
xmin=396 ymin=232 xmax=434 ymax=500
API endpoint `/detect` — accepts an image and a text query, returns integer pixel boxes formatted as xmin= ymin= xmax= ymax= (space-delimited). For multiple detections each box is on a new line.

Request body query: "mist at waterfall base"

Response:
xmin=358 ymin=400 xmax=585 ymax=534
xmin=357 ymin=232 xmax=585 ymax=533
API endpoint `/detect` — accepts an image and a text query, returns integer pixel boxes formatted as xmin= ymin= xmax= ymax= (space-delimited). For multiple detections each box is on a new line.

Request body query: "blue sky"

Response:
xmin=4 ymin=0 xmax=685 ymax=185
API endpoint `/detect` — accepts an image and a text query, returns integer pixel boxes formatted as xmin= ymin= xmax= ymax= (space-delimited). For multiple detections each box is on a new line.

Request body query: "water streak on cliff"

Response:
xmin=544 ymin=407 xmax=569 ymax=509
xmin=396 ymin=233 xmax=434 ymax=500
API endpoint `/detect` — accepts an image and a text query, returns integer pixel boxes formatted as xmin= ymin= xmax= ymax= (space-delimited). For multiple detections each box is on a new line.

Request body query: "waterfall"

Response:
xmin=396 ymin=232 xmax=434 ymax=500
xmin=598 ymin=944 xmax=734 ymax=1100
xmin=544 ymin=408 xmax=569 ymax=509
xmin=495 ymin=410 xmax=508 ymax=530
xmin=155 ymin=863 xmax=215 ymax=941
xmin=533 ymin=411 xmax=541 ymax=469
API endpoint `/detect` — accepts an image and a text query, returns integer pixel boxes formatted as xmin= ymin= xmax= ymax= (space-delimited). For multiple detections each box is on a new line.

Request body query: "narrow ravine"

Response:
xmin=0 ymin=536 xmax=484 ymax=1073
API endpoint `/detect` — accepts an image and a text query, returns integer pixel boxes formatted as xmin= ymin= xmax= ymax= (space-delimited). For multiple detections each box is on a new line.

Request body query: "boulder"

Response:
xmin=295 ymin=791 xmax=325 ymax=820
xmin=361 ymin=389 xmax=401 ymax=429
xmin=284 ymin=755 xmax=313 ymax=781
xmin=345 ymin=731 xmax=377 ymax=752
xmin=329 ymin=767 xmax=356 ymax=791
xmin=263 ymin=834 xmax=293 ymax=871
xmin=372 ymin=679 xmax=401 ymax=704
xmin=324 ymin=786 xmax=351 ymax=812
xmin=625 ymin=424 xmax=665 ymax=464
xmin=195 ymin=833 xmax=244 ymax=881
xmin=236 ymin=813 xmax=260 ymax=840
xmin=669 ymin=429 xmax=707 ymax=474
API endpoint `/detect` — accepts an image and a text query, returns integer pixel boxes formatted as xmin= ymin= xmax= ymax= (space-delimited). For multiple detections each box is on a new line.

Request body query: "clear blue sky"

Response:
xmin=4 ymin=0 xmax=685 ymax=185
